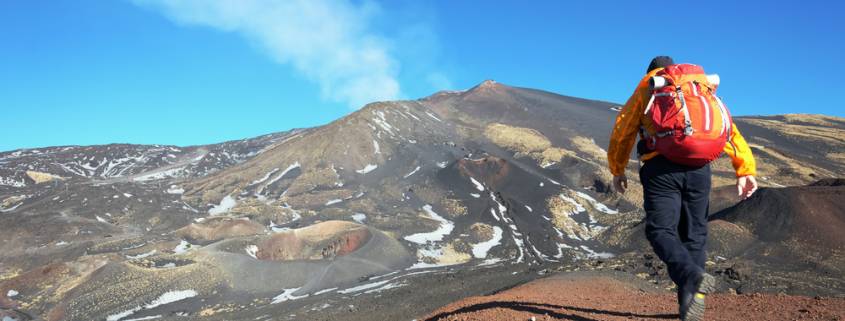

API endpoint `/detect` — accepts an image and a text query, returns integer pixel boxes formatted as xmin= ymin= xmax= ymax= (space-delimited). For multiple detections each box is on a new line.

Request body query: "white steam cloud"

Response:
xmin=134 ymin=0 xmax=402 ymax=108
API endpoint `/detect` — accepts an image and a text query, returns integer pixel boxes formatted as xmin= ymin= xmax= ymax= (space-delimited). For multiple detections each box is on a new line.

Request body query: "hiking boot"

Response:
xmin=680 ymin=273 xmax=716 ymax=321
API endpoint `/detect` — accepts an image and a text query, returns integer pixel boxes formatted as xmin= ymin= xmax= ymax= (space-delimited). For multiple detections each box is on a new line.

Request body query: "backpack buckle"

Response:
xmin=684 ymin=122 xmax=694 ymax=136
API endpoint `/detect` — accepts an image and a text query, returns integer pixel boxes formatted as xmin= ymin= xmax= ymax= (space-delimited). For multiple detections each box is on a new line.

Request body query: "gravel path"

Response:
xmin=422 ymin=271 xmax=845 ymax=321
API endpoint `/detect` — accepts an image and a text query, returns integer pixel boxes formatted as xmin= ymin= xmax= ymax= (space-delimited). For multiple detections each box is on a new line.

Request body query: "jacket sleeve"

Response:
xmin=723 ymin=123 xmax=757 ymax=177
xmin=607 ymin=78 xmax=648 ymax=177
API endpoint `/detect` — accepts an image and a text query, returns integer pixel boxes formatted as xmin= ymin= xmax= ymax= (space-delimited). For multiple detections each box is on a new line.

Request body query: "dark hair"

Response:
xmin=647 ymin=56 xmax=674 ymax=73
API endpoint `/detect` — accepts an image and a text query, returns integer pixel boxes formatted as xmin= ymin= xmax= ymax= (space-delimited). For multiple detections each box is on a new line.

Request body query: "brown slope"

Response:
xmin=421 ymin=271 xmax=845 ymax=321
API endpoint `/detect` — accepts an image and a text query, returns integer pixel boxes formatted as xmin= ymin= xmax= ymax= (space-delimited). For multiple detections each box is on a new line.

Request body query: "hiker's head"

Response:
xmin=647 ymin=56 xmax=674 ymax=73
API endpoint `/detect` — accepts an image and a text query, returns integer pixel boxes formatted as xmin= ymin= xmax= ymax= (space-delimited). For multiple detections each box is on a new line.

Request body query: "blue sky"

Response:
xmin=2 ymin=1 xmax=843 ymax=152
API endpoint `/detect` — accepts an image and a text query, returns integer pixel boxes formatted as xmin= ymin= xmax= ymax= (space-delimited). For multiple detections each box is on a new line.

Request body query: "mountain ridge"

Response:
xmin=1 ymin=81 xmax=843 ymax=321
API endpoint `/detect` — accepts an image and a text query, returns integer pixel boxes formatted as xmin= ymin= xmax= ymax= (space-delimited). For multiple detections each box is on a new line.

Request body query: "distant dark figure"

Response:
xmin=607 ymin=56 xmax=758 ymax=320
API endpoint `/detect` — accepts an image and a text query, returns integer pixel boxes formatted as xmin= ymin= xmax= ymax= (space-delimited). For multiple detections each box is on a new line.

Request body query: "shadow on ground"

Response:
xmin=424 ymin=301 xmax=677 ymax=321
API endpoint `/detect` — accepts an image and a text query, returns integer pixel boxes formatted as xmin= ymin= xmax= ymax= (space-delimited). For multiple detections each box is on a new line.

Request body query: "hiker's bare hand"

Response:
xmin=613 ymin=175 xmax=628 ymax=194
xmin=737 ymin=175 xmax=758 ymax=200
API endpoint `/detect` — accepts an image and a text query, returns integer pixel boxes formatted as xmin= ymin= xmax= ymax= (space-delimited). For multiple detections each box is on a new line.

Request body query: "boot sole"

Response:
xmin=684 ymin=273 xmax=716 ymax=321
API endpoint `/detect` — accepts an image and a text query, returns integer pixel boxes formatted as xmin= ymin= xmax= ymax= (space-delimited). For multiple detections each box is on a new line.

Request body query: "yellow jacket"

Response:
xmin=607 ymin=68 xmax=756 ymax=178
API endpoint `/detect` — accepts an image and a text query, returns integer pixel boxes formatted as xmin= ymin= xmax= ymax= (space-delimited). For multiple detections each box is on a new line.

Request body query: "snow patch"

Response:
xmin=372 ymin=140 xmax=381 ymax=154
xmin=471 ymin=226 xmax=503 ymax=259
xmin=404 ymin=205 xmax=454 ymax=244
xmin=7 ymin=289 xmax=18 ymax=297
xmin=403 ymin=166 xmax=420 ymax=178
xmin=372 ymin=114 xmax=396 ymax=136
xmin=208 ymin=195 xmax=237 ymax=215
xmin=325 ymin=199 xmax=343 ymax=206
xmin=355 ymin=164 xmax=378 ymax=174
xmin=351 ymin=213 xmax=366 ymax=224
xmin=313 ymin=287 xmax=338 ymax=296
xmin=126 ymin=250 xmax=157 ymax=260
xmin=245 ymin=245 xmax=258 ymax=259
xmin=0 ymin=177 xmax=25 ymax=188
xmin=272 ymin=287 xmax=308 ymax=303
xmin=106 ymin=290 xmax=197 ymax=321
xmin=166 ymin=185 xmax=184 ymax=194
xmin=580 ymin=245 xmax=615 ymax=259
xmin=123 ymin=316 xmax=161 ymax=321
xmin=489 ymin=208 xmax=500 ymax=221
xmin=424 ymin=111 xmax=442 ymax=122
xmin=559 ymin=195 xmax=587 ymax=213
xmin=262 ymin=162 xmax=301 ymax=193
xmin=1 ymin=202 xmax=22 ymax=213
xmin=173 ymin=240 xmax=194 ymax=254
xmin=469 ymin=177 xmax=485 ymax=191
xmin=250 ymin=168 xmax=280 ymax=186
xmin=574 ymin=191 xmax=619 ymax=214
xmin=337 ymin=280 xmax=390 ymax=294
xmin=132 ymin=167 xmax=184 ymax=182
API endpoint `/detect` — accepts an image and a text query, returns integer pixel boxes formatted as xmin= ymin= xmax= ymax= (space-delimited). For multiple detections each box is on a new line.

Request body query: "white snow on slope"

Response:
xmin=471 ymin=226 xmax=503 ymax=258
xmin=424 ymin=111 xmax=442 ymax=122
xmin=351 ymin=213 xmax=367 ymax=224
xmin=559 ymin=195 xmax=586 ymax=213
xmin=372 ymin=140 xmax=381 ymax=154
xmin=404 ymin=205 xmax=454 ymax=244
xmin=470 ymin=177 xmax=485 ymax=191
xmin=267 ymin=162 xmax=300 ymax=186
xmin=122 ymin=316 xmax=161 ymax=321
xmin=337 ymin=280 xmax=391 ymax=294
xmin=106 ymin=290 xmax=197 ymax=321
xmin=0 ymin=203 xmax=22 ymax=213
xmin=208 ymin=195 xmax=236 ymax=215
xmin=339 ymin=270 xmax=435 ymax=294
xmin=356 ymin=164 xmax=378 ymax=174
xmin=580 ymin=245 xmax=615 ymax=259
xmin=372 ymin=112 xmax=396 ymax=136
xmin=259 ymin=162 xmax=301 ymax=195
xmin=173 ymin=240 xmax=194 ymax=254
xmin=245 ymin=245 xmax=258 ymax=259
xmin=250 ymin=168 xmax=280 ymax=185
xmin=0 ymin=177 xmax=25 ymax=188
xmin=166 ymin=185 xmax=184 ymax=194
xmin=272 ymin=287 xmax=309 ymax=303
xmin=403 ymin=166 xmax=420 ymax=178
xmin=574 ymin=191 xmax=619 ymax=214
xmin=489 ymin=208 xmax=500 ymax=221
xmin=325 ymin=199 xmax=343 ymax=206
xmin=126 ymin=250 xmax=157 ymax=260
xmin=132 ymin=167 xmax=184 ymax=182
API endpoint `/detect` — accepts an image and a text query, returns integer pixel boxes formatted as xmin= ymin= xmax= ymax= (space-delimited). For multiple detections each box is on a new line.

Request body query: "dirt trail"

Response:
xmin=422 ymin=272 xmax=844 ymax=321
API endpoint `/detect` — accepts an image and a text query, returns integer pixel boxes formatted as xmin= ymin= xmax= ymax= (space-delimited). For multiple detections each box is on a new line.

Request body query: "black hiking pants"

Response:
xmin=639 ymin=155 xmax=710 ymax=298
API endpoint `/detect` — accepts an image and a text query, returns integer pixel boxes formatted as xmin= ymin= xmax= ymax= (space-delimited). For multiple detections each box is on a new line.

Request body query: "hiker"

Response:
xmin=607 ymin=56 xmax=758 ymax=321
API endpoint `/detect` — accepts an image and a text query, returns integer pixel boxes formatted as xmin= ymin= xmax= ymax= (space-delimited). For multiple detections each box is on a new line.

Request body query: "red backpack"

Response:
xmin=644 ymin=64 xmax=733 ymax=167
